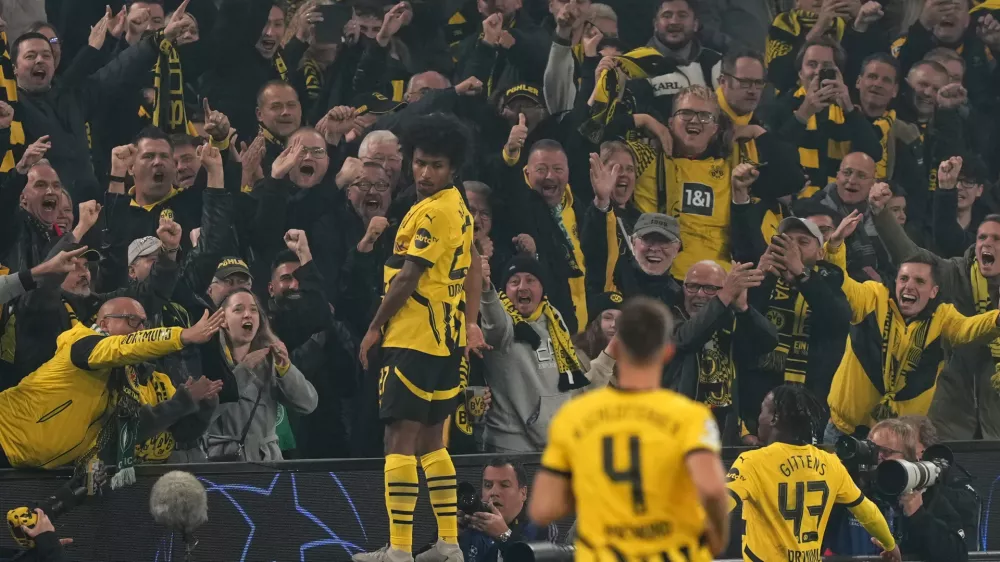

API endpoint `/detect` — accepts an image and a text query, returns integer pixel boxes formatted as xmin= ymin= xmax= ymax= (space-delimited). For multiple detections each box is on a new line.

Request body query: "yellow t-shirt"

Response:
xmin=0 ymin=324 xmax=183 ymax=468
xmin=540 ymin=387 xmax=721 ymax=561
xmin=726 ymin=442 xmax=869 ymax=561
xmin=383 ymin=186 xmax=474 ymax=356
xmin=135 ymin=371 xmax=178 ymax=463
xmin=665 ymin=157 xmax=732 ymax=279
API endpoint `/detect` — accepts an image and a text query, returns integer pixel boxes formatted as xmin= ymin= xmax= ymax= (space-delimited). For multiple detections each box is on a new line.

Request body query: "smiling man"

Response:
xmin=866 ymin=159 xmax=1000 ymax=441
xmin=824 ymin=208 xmax=1000 ymax=444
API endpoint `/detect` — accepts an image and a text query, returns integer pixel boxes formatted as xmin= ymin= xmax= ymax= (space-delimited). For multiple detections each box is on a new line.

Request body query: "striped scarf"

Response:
xmin=498 ymin=292 xmax=588 ymax=391
xmin=141 ymin=35 xmax=197 ymax=135
xmin=792 ymin=86 xmax=849 ymax=195
xmin=872 ymin=110 xmax=896 ymax=181
xmin=759 ymin=278 xmax=811 ymax=382
xmin=274 ymin=49 xmax=289 ymax=81
xmin=302 ymin=58 xmax=324 ymax=101
xmin=0 ymin=29 xmax=24 ymax=173
xmin=579 ymin=46 xmax=672 ymax=143
xmin=969 ymin=260 xmax=1000 ymax=392
xmin=766 ymin=10 xmax=846 ymax=93
xmin=871 ymin=304 xmax=931 ymax=421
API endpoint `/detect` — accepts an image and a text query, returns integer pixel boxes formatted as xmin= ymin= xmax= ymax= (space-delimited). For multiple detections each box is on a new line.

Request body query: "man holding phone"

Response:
xmin=764 ymin=36 xmax=883 ymax=196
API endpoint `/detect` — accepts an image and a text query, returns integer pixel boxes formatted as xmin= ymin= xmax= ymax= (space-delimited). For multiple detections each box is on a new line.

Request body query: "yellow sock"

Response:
xmin=384 ymin=454 xmax=419 ymax=552
xmin=421 ymin=448 xmax=458 ymax=544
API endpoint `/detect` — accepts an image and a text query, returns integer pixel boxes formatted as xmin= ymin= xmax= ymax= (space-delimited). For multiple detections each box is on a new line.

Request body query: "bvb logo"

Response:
xmin=468 ymin=395 xmax=487 ymax=418
xmin=766 ymin=309 xmax=785 ymax=330
xmin=159 ymin=208 xmax=175 ymax=222
xmin=610 ymin=292 xmax=623 ymax=304
xmin=710 ymin=164 xmax=725 ymax=180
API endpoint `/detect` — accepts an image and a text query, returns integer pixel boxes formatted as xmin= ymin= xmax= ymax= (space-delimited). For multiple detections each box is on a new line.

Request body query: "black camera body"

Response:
xmin=457 ymin=482 xmax=491 ymax=515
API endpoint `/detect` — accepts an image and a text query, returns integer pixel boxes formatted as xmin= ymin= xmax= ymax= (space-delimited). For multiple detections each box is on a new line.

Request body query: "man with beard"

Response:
xmin=11 ymin=205 xmax=183 ymax=386
xmin=765 ymin=37 xmax=883 ymax=195
xmin=739 ymin=211 xmax=852 ymax=433
xmin=809 ymin=151 xmax=894 ymax=282
xmin=867 ymin=157 xmax=1000 ymax=440
xmin=200 ymin=0 xmax=308 ymax=139
xmin=581 ymin=141 xmax=641 ymax=295
xmin=665 ymin=260 xmax=775 ymax=442
xmin=824 ymin=207 xmax=1000 ymax=444
xmin=628 ymin=0 xmax=722 ymax=117
xmin=894 ymin=0 xmax=998 ymax=112
xmin=11 ymin=10 xmax=191 ymax=203
xmin=717 ymin=50 xmax=767 ymax=143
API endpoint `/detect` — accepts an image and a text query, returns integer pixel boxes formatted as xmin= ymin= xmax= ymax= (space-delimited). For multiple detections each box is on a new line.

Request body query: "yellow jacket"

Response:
xmin=826 ymin=244 xmax=1000 ymax=433
xmin=0 ymin=323 xmax=184 ymax=468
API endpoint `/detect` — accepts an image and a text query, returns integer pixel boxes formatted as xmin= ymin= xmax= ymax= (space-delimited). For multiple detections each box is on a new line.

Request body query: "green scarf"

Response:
xmin=970 ymin=260 xmax=1000 ymax=392
xmin=498 ymin=292 xmax=588 ymax=391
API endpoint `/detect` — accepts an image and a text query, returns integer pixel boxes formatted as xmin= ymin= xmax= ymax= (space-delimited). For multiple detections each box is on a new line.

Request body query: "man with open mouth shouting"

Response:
xmin=865 ymin=157 xmax=1000 ymax=441
xmin=823 ymin=185 xmax=1000 ymax=445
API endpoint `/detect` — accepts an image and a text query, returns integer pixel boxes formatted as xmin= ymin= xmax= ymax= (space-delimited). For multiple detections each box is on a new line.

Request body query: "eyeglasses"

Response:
xmin=683 ymin=282 xmax=722 ymax=295
xmin=104 ymin=314 xmax=147 ymax=329
xmin=838 ymin=167 xmax=872 ymax=181
xmin=876 ymin=444 xmax=905 ymax=459
xmin=300 ymin=146 xmax=327 ymax=157
xmin=364 ymin=154 xmax=402 ymax=165
xmin=351 ymin=180 xmax=390 ymax=192
xmin=957 ymin=180 xmax=981 ymax=191
xmin=672 ymin=109 xmax=717 ymax=124
xmin=722 ymin=73 xmax=766 ymax=90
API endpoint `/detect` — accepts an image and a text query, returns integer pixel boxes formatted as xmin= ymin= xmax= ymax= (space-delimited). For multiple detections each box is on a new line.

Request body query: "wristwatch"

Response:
xmin=497 ymin=529 xmax=512 ymax=543
xmin=795 ymin=270 xmax=811 ymax=284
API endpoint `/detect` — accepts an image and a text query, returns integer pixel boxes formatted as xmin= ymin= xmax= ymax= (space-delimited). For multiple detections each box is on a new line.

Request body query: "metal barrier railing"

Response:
xmin=508 ymin=543 xmax=1000 ymax=561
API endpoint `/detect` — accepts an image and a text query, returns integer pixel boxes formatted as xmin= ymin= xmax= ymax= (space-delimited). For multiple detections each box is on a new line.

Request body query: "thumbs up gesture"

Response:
xmin=505 ymin=113 xmax=529 ymax=158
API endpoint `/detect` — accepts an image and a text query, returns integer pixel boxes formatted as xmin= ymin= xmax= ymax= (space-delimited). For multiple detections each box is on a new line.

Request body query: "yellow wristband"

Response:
xmin=502 ymin=146 xmax=520 ymax=166
xmin=276 ymin=361 xmax=290 ymax=377
xmin=210 ymin=135 xmax=232 ymax=151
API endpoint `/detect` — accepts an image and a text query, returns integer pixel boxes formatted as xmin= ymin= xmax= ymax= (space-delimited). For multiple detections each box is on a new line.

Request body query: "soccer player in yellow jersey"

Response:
xmin=726 ymin=384 xmax=902 ymax=562
xmin=355 ymin=114 xmax=487 ymax=562
xmin=530 ymin=297 xmax=731 ymax=561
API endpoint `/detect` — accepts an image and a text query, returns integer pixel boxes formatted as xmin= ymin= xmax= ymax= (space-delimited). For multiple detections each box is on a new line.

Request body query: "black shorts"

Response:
xmin=378 ymin=347 xmax=462 ymax=425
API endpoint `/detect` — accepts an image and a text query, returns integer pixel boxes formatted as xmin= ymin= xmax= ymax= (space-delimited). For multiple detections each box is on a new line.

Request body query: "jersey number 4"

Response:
xmin=602 ymin=435 xmax=646 ymax=515
xmin=778 ymin=480 xmax=829 ymax=543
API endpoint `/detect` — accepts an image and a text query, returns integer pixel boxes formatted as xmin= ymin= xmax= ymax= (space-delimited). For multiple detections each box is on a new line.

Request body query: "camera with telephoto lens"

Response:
xmin=875 ymin=444 xmax=953 ymax=497
xmin=835 ymin=435 xmax=881 ymax=490
xmin=457 ymin=482 xmax=491 ymax=515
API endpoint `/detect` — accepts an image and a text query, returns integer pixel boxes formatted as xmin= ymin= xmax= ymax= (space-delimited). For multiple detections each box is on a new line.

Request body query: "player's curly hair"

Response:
xmin=770 ymin=384 xmax=828 ymax=445
xmin=399 ymin=112 xmax=470 ymax=171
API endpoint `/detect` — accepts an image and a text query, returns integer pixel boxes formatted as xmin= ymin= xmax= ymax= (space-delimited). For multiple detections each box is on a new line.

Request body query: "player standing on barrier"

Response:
xmin=726 ymin=384 xmax=901 ymax=562
xmin=355 ymin=113 xmax=487 ymax=562
xmin=528 ymin=297 xmax=730 ymax=561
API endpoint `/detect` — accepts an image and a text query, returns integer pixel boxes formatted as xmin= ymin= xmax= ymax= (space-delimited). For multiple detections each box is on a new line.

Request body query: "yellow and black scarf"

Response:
xmin=792 ymin=85 xmax=849 ymax=196
xmin=274 ymin=49 xmax=289 ymax=82
xmin=759 ymin=278 xmax=811 ymax=383
xmin=766 ymin=10 xmax=847 ymax=76
xmin=579 ymin=46 xmax=672 ymax=143
xmin=717 ymin=87 xmax=761 ymax=165
xmin=498 ymin=292 xmax=588 ymax=391
xmin=140 ymin=35 xmax=197 ymax=135
xmin=871 ymin=304 xmax=931 ymax=421
xmin=872 ymin=110 xmax=896 ymax=180
xmin=302 ymin=57 xmax=324 ymax=101
xmin=970 ymin=261 xmax=1000 ymax=392
xmin=0 ymin=29 xmax=24 ymax=173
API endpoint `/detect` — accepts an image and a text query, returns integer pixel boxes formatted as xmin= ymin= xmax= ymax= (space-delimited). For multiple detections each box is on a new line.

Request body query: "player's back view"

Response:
xmin=727 ymin=385 xmax=901 ymax=562
xmin=530 ymin=297 xmax=731 ymax=561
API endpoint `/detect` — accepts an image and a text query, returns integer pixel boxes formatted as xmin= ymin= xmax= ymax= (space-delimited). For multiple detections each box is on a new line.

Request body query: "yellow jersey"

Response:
xmin=541 ymin=387 xmax=722 ymax=561
xmin=665 ymin=157 xmax=732 ymax=279
xmin=726 ymin=442 xmax=893 ymax=562
xmin=135 ymin=371 xmax=178 ymax=463
xmin=383 ymin=185 xmax=474 ymax=356
xmin=0 ymin=323 xmax=183 ymax=468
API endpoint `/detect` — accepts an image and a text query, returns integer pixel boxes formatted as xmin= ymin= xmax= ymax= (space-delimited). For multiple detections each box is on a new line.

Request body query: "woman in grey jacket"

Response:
xmin=205 ymin=289 xmax=318 ymax=462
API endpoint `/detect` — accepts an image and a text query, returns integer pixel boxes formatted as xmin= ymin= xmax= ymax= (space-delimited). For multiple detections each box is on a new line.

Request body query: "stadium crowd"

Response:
xmin=2 ymin=0 xmax=1000 ymax=559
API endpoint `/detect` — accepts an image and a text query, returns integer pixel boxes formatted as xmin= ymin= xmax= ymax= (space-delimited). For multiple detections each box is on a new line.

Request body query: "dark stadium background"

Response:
xmin=1 ymin=443 xmax=999 ymax=561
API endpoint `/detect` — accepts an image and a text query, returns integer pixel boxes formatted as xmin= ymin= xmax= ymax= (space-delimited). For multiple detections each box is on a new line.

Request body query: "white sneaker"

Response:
xmin=414 ymin=540 xmax=464 ymax=562
xmin=352 ymin=545 xmax=414 ymax=562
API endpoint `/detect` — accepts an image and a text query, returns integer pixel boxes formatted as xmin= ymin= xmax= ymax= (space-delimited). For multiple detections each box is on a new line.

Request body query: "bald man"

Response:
xmin=666 ymin=260 xmax=777 ymax=442
xmin=810 ymin=152 xmax=893 ymax=282
xmin=0 ymin=300 xmax=225 ymax=469
xmin=404 ymin=71 xmax=451 ymax=103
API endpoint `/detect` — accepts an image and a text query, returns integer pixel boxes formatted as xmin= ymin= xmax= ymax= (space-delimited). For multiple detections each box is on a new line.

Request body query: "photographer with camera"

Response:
xmin=901 ymin=415 xmax=980 ymax=551
xmin=455 ymin=457 xmax=557 ymax=562
xmin=826 ymin=419 xmax=968 ymax=561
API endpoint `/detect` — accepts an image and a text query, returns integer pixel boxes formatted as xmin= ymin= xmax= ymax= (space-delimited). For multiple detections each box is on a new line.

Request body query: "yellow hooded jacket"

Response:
xmin=0 ymin=323 xmax=184 ymax=468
